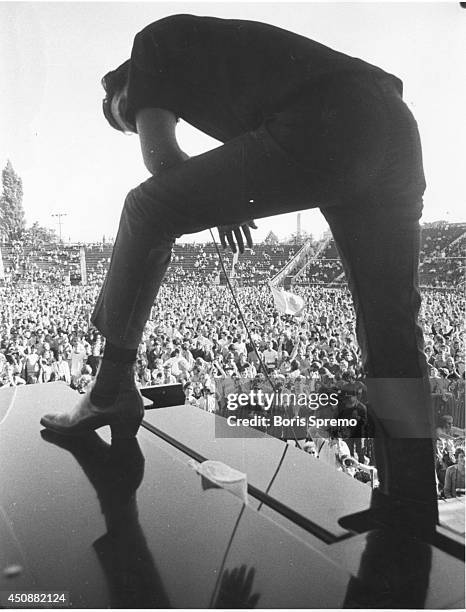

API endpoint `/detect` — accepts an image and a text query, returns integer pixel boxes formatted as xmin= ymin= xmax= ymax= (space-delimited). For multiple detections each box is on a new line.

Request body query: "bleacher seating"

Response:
xmin=294 ymin=237 xmax=343 ymax=285
xmin=419 ymin=223 xmax=465 ymax=287
xmin=297 ymin=222 xmax=465 ymax=288
xmin=0 ymin=243 xmax=81 ymax=283
xmin=82 ymin=242 xmax=298 ymax=286
xmin=0 ymin=222 xmax=463 ymax=288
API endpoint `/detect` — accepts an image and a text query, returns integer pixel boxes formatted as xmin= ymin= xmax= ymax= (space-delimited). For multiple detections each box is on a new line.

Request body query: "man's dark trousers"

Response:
xmin=92 ymin=72 xmax=437 ymax=523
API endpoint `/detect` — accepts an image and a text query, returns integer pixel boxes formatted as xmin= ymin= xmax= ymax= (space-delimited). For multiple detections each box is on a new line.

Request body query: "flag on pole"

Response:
xmin=80 ymin=247 xmax=87 ymax=285
xmin=269 ymin=285 xmax=305 ymax=316
xmin=231 ymin=250 xmax=239 ymax=278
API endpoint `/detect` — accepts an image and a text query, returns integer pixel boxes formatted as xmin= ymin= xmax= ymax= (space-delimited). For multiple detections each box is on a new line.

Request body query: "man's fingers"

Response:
xmin=234 ymin=227 xmax=245 ymax=253
xmin=218 ymin=228 xmax=227 ymax=249
xmin=244 ymin=567 xmax=255 ymax=593
xmin=226 ymin=231 xmax=237 ymax=253
xmin=242 ymin=224 xmax=253 ymax=249
xmin=218 ymin=220 xmax=257 ymax=253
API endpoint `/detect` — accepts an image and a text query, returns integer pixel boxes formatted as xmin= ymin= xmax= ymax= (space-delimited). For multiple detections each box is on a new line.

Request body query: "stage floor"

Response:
xmin=0 ymin=383 xmax=464 ymax=608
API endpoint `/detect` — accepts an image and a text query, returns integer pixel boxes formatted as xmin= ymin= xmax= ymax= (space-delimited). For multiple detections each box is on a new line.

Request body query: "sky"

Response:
xmin=0 ymin=1 xmax=465 ymax=244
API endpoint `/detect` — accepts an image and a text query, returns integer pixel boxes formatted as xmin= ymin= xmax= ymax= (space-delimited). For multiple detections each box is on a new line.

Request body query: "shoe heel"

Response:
xmin=109 ymin=390 xmax=145 ymax=439
xmin=110 ymin=416 xmax=142 ymax=439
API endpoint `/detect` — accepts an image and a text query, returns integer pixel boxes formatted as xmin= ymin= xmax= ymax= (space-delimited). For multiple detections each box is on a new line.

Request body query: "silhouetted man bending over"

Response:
xmin=42 ymin=15 xmax=437 ymax=536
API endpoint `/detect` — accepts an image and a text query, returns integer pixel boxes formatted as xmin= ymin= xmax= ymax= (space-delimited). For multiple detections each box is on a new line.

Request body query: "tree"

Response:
xmin=264 ymin=231 xmax=279 ymax=245
xmin=0 ymin=160 xmax=25 ymax=241
xmin=284 ymin=230 xmax=314 ymax=245
xmin=22 ymin=221 xmax=59 ymax=249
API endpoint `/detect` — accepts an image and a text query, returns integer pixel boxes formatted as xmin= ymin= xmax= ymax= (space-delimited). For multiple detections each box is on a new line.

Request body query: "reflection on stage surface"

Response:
xmin=0 ymin=383 xmax=464 ymax=608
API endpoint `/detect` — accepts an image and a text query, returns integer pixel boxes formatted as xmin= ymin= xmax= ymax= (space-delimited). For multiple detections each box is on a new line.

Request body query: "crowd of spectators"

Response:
xmin=435 ymin=423 xmax=465 ymax=499
xmin=0 ymin=222 xmax=463 ymax=490
xmin=0 ymin=276 xmax=464 ymax=490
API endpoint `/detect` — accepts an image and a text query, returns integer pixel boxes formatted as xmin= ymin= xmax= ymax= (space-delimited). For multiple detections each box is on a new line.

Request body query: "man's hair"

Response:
xmin=101 ymin=60 xmax=135 ymax=132
xmin=455 ymin=447 xmax=465 ymax=459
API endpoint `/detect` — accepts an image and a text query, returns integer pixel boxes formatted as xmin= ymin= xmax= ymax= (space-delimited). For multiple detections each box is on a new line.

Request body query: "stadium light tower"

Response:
xmin=52 ymin=212 xmax=68 ymax=243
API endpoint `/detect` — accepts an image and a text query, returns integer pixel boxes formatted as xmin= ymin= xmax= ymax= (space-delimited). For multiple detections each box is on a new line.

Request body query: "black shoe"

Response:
xmin=40 ymin=386 xmax=144 ymax=439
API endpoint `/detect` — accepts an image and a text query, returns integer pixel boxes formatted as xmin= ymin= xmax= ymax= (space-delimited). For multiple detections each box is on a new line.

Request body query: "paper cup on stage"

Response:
xmin=189 ymin=459 xmax=248 ymax=505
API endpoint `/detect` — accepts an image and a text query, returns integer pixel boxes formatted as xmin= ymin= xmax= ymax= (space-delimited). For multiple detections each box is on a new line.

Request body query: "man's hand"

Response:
xmin=215 ymin=565 xmax=260 ymax=609
xmin=218 ymin=220 xmax=258 ymax=254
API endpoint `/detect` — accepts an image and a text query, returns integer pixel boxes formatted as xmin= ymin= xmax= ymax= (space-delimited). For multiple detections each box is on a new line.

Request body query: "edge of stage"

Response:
xmin=0 ymin=383 xmax=464 ymax=609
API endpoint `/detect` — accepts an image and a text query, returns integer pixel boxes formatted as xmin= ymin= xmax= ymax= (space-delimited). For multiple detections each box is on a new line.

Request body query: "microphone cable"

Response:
xmin=209 ymin=229 xmax=302 ymax=449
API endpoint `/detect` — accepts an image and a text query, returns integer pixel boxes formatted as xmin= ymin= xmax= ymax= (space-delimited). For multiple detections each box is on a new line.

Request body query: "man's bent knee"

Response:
xmin=122 ymin=183 xmax=179 ymax=242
